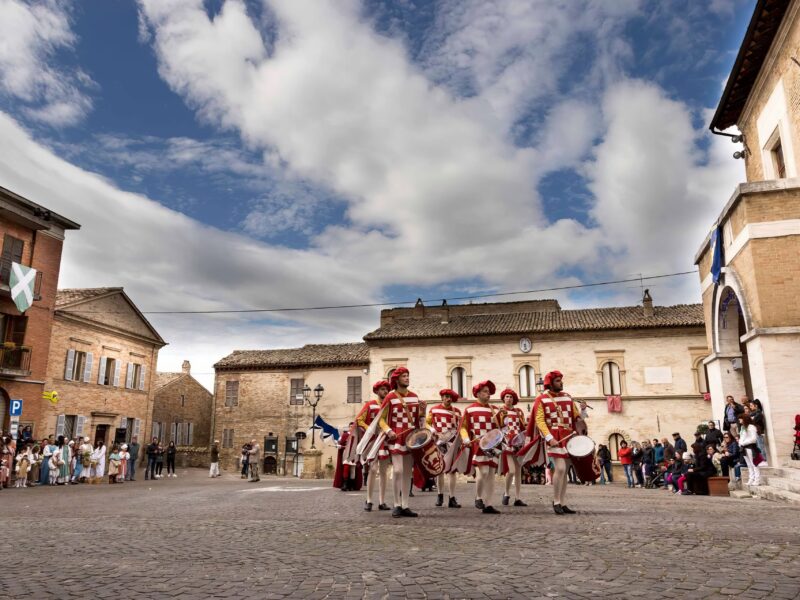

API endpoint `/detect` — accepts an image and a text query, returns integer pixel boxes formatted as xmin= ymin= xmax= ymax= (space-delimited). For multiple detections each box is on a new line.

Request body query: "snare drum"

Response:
xmin=406 ymin=429 xmax=445 ymax=479
xmin=478 ymin=429 xmax=505 ymax=459
xmin=565 ymin=435 xmax=599 ymax=482
xmin=504 ymin=432 xmax=526 ymax=453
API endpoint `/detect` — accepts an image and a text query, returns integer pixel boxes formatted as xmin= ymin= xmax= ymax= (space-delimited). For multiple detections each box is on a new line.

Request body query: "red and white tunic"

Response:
xmin=378 ymin=391 xmax=421 ymax=455
xmin=355 ymin=399 xmax=389 ymax=461
xmin=499 ymin=407 xmax=525 ymax=474
xmin=526 ymin=391 xmax=581 ymax=458
xmin=460 ymin=402 xmax=498 ymax=469
xmin=427 ymin=403 xmax=461 ymax=438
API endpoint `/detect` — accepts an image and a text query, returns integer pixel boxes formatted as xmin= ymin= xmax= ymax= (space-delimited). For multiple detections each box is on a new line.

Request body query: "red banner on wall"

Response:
xmin=606 ymin=395 xmax=622 ymax=413
xmin=703 ymin=393 xmax=711 ymax=402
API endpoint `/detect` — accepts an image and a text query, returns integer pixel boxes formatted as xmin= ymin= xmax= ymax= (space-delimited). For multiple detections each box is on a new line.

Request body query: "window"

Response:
xmin=450 ymin=367 xmax=466 ymax=397
xmin=696 ymin=361 xmax=709 ymax=395
xmin=519 ymin=365 xmax=535 ymax=398
xmin=347 ymin=376 xmax=362 ymax=403
xmin=0 ymin=235 xmax=24 ymax=284
xmin=225 ymin=380 xmax=239 ymax=407
xmin=126 ymin=363 xmax=142 ymax=389
xmin=608 ymin=433 xmax=625 ymax=461
xmin=180 ymin=394 xmax=185 ymax=407
xmin=290 ymin=378 xmax=305 ymax=405
xmin=772 ymin=138 xmax=786 ymax=178
xmin=387 ymin=368 xmax=396 ymax=379
xmin=223 ymin=428 xmax=234 ymax=448
xmin=72 ymin=351 xmax=87 ymax=381
xmin=601 ymin=361 xmax=621 ymax=396
xmin=3 ymin=315 xmax=27 ymax=345
xmin=63 ymin=415 xmax=76 ymax=439
xmin=64 ymin=349 xmax=92 ymax=382
xmin=98 ymin=357 xmax=119 ymax=386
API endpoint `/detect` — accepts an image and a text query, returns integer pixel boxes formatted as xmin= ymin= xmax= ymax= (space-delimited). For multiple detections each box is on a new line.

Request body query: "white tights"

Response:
xmin=436 ymin=471 xmax=457 ymax=499
xmin=504 ymin=457 xmax=522 ymax=500
xmin=366 ymin=459 xmax=390 ymax=505
xmin=474 ymin=465 xmax=496 ymax=505
xmin=552 ymin=457 xmax=568 ymax=505
xmin=392 ymin=454 xmax=413 ymax=508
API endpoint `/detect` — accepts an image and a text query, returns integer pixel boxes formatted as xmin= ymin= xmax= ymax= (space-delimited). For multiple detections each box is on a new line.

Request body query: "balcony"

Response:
xmin=0 ymin=345 xmax=32 ymax=377
xmin=0 ymin=258 xmax=43 ymax=300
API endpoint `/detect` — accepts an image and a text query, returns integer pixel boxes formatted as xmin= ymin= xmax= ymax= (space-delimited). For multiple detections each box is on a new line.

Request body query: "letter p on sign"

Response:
xmin=10 ymin=399 xmax=22 ymax=416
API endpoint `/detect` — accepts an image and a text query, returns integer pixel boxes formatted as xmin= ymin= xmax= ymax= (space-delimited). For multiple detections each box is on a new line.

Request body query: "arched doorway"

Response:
xmin=0 ymin=387 xmax=10 ymax=433
xmin=263 ymin=455 xmax=277 ymax=475
xmin=716 ymin=286 xmax=753 ymax=399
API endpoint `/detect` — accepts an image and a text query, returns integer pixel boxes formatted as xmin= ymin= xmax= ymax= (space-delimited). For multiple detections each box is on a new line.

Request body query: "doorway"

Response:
xmin=95 ymin=424 xmax=109 ymax=446
xmin=263 ymin=455 xmax=277 ymax=475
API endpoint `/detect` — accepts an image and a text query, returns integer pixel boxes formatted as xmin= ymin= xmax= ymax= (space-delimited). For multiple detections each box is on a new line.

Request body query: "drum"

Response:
xmin=504 ymin=432 xmax=525 ymax=453
xmin=566 ymin=435 xmax=599 ymax=482
xmin=406 ymin=429 xmax=445 ymax=478
xmin=478 ymin=429 xmax=504 ymax=458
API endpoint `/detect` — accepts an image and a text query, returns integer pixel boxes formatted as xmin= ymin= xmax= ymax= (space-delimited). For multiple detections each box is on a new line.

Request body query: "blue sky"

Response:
xmin=0 ymin=0 xmax=752 ymax=386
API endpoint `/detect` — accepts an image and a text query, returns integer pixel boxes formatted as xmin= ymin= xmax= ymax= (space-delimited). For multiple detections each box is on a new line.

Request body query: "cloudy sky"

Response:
xmin=0 ymin=0 xmax=749 ymax=389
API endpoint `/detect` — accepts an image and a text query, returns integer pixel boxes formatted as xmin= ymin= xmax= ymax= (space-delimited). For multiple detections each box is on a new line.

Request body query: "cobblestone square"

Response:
xmin=2 ymin=468 xmax=799 ymax=599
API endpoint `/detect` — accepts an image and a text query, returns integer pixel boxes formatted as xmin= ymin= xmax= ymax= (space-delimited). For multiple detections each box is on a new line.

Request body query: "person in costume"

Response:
xmin=497 ymin=388 xmax=527 ymax=507
xmin=377 ymin=367 xmax=424 ymax=518
xmin=356 ymin=380 xmax=392 ymax=512
xmin=426 ymin=388 xmax=462 ymax=508
xmin=526 ymin=370 xmax=588 ymax=515
xmin=460 ymin=380 xmax=501 ymax=514
xmin=333 ymin=422 xmax=363 ymax=491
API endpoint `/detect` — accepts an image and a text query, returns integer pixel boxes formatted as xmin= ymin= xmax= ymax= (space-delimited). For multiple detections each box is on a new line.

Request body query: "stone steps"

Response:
xmin=763 ymin=475 xmax=800 ymax=494
xmin=742 ymin=461 xmax=800 ymax=505
xmin=760 ymin=465 xmax=800 ymax=482
xmin=749 ymin=484 xmax=800 ymax=504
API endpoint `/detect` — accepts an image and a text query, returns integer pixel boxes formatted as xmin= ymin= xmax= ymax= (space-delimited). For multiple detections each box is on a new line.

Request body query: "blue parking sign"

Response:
xmin=9 ymin=399 xmax=22 ymax=416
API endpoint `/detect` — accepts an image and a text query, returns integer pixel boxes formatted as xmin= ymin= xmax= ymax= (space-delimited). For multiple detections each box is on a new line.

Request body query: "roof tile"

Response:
xmin=215 ymin=342 xmax=369 ymax=370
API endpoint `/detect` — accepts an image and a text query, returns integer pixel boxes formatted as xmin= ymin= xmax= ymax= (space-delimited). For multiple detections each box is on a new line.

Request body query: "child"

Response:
xmin=118 ymin=444 xmax=129 ymax=483
xmin=155 ymin=443 xmax=165 ymax=479
xmin=15 ymin=444 xmax=33 ymax=488
xmin=676 ymin=452 xmax=693 ymax=495
xmin=108 ymin=446 xmax=121 ymax=484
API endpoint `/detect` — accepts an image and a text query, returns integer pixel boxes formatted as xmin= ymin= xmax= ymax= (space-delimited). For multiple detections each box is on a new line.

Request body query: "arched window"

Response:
xmin=450 ymin=367 xmax=466 ymax=398
xmin=695 ymin=360 xmax=709 ymax=394
xmin=608 ymin=433 xmax=625 ymax=461
xmin=519 ymin=365 xmax=535 ymax=398
xmin=601 ymin=361 xmax=621 ymax=396
xmin=386 ymin=368 xmax=395 ymax=379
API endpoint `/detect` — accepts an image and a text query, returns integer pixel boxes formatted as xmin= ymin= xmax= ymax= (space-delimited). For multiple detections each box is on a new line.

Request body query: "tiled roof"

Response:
xmin=56 ymin=288 xmax=122 ymax=308
xmin=215 ymin=342 xmax=369 ymax=370
xmin=155 ymin=372 xmax=185 ymax=389
xmin=363 ymin=304 xmax=704 ymax=341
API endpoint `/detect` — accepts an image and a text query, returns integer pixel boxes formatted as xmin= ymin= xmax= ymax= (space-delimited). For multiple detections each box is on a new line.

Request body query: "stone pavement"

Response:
xmin=1 ymin=469 xmax=799 ymax=599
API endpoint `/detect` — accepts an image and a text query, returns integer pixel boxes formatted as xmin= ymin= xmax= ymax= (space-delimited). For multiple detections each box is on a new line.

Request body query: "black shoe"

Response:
xmin=401 ymin=508 xmax=418 ymax=517
xmin=501 ymin=495 xmax=510 ymax=506
xmin=435 ymin=494 xmax=444 ymax=507
xmin=392 ymin=507 xmax=403 ymax=518
xmin=475 ymin=499 xmax=485 ymax=510
xmin=364 ymin=502 xmax=373 ymax=512
xmin=409 ymin=490 xmax=414 ymax=497
xmin=482 ymin=506 xmax=500 ymax=514
xmin=513 ymin=499 xmax=527 ymax=507
xmin=561 ymin=505 xmax=576 ymax=514
xmin=448 ymin=497 xmax=461 ymax=508
xmin=553 ymin=503 xmax=564 ymax=515
xmin=378 ymin=503 xmax=390 ymax=511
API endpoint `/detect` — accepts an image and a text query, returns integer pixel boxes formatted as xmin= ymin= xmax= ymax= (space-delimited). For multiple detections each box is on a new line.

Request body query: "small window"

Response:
xmin=127 ymin=363 xmax=142 ymax=389
xmin=450 ymin=367 xmax=466 ymax=397
xmin=101 ymin=358 xmax=116 ymax=386
xmin=519 ymin=365 xmax=535 ymax=398
xmin=289 ymin=378 xmax=305 ymax=405
xmin=223 ymin=428 xmax=234 ymax=448
xmin=225 ymin=380 xmax=239 ymax=407
xmin=71 ymin=351 xmax=87 ymax=381
xmin=601 ymin=361 xmax=621 ymax=396
xmin=608 ymin=433 xmax=625 ymax=461
xmin=180 ymin=394 xmax=186 ymax=407
xmin=696 ymin=361 xmax=709 ymax=395
xmin=0 ymin=235 xmax=24 ymax=284
xmin=772 ymin=138 xmax=786 ymax=178
xmin=63 ymin=415 xmax=76 ymax=440
xmin=347 ymin=376 xmax=362 ymax=403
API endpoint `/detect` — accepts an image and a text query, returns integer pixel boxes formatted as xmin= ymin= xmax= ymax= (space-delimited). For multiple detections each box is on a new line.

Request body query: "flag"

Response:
xmin=9 ymin=262 xmax=37 ymax=313
xmin=311 ymin=415 xmax=340 ymax=442
xmin=606 ymin=395 xmax=622 ymax=413
xmin=710 ymin=226 xmax=724 ymax=285
xmin=42 ymin=390 xmax=59 ymax=404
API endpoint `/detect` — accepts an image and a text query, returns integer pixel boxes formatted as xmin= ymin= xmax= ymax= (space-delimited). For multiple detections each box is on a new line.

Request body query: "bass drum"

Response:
xmin=406 ymin=428 xmax=445 ymax=478
xmin=565 ymin=435 xmax=599 ymax=482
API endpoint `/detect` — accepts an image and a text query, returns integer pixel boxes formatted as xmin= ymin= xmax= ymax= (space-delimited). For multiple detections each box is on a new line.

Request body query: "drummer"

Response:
xmin=497 ymin=388 xmax=527 ymax=507
xmin=526 ymin=370 xmax=588 ymax=515
xmin=356 ymin=380 xmax=392 ymax=512
xmin=459 ymin=380 xmax=501 ymax=514
xmin=377 ymin=367 xmax=424 ymax=518
xmin=426 ymin=388 xmax=462 ymax=508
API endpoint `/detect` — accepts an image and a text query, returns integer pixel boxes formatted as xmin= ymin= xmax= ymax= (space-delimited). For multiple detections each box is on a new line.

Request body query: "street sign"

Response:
xmin=9 ymin=418 xmax=19 ymax=439
xmin=9 ymin=399 xmax=22 ymax=416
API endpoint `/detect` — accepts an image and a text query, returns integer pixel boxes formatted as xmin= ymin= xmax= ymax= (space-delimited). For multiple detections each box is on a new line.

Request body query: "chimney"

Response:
xmin=440 ymin=299 xmax=450 ymax=324
xmin=182 ymin=360 xmax=191 ymax=374
xmin=642 ymin=289 xmax=654 ymax=318
xmin=413 ymin=298 xmax=425 ymax=318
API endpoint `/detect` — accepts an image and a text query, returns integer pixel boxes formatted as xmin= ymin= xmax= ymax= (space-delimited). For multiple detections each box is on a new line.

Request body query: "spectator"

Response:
xmin=155 ymin=443 xmax=165 ymax=479
xmin=20 ymin=426 xmax=32 ymax=442
xmin=672 ymin=432 xmax=687 ymax=456
xmin=209 ymin=440 xmax=220 ymax=478
xmin=248 ymin=439 xmax=261 ymax=482
xmin=684 ymin=446 xmax=717 ymax=495
xmin=691 ymin=431 xmax=705 ymax=457
xmin=738 ymin=414 xmax=762 ymax=486
xmin=14 ymin=443 xmax=33 ymax=488
xmin=641 ymin=440 xmax=655 ymax=482
xmin=119 ymin=444 xmax=129 ymax=483
xmin=661 ymin=438 xmax=675 ymax=462
xmin=0 ymin=436 xmax=12 ymax=489
xmin=596 ymin=444 xmax=612 ymax=484
xmin=631 ymin=441 xmax=644 ymax=487
xmin=28 ymin=443 xmax=41 ymax=486
xmin=128 ymin=437 xmax=140 ymax=481
xmin=39 ymin=437 xmax=53 ymax=486
xmin=145 ymin=437 xmax=159 ymax=481
xmin=166 ymin=441 xmax=177 ymax=478
xmin=653 ymin=439 xmax=664 ymax=466
xmin=664 ymin=454 xmax=683 ymax=492
xmin=749 ymin=400 xmax=768 ymax=461
xmin=619 ymin=441 xmax=634 ymax=488
xmin=49 ymin=437 xmax=64 ymax=485
xmin=675 ymin=452 xmax=692 ymax=495
xmin=240 ymin=442 xmax=251 ymax=479
xmin=108 ymin=445 xmax=121 ymax=484
xmin=719 ymin=432 xmax=741 ymax=482
xmin=704 ymin=421 xmax=724 ymax=447
xmin=723 ymin=395 xmax=745 ymax=432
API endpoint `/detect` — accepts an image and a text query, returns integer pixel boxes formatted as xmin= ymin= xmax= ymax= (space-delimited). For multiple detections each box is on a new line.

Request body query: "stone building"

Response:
xmin=698 ymin=0 xmax=800 ymax=464
xmin=41 ymin=288 xmax=166 ymax=446
xmin=213 ymin=343 xmax=369 ymax=473
xmin=0 ymin=185 xmax=80 ymax=437
xmin=152 ymin=360 xmax=214 ymax=450
xmin=364 ymin=296 xmax=711 ymax=458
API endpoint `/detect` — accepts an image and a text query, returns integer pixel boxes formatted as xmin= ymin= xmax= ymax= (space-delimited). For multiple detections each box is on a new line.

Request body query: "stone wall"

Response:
xmin=153 ymin=373 xmax=213 ymax=449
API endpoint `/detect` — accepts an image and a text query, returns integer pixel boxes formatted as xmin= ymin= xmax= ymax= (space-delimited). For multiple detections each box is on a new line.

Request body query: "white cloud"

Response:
xmin=0 ymin=0 xmax=94 ymax=126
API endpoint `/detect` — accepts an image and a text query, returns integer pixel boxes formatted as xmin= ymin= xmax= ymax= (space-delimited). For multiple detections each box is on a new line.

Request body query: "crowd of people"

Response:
xmin=0 ymin=434 xmax=182 ymax=489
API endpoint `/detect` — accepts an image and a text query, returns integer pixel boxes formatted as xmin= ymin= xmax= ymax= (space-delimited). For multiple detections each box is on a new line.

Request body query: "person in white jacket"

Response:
xmin=91 ymin=441 xmax=107 ymax=483
xmin=738 ymin=414 xmax=761 ymax=486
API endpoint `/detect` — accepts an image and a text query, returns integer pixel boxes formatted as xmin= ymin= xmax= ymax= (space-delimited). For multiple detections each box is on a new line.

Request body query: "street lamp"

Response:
xmin=305 ymin=383 xmax=324 ymax=449
xmin=535 ymin=376 xmax=545 ymax=394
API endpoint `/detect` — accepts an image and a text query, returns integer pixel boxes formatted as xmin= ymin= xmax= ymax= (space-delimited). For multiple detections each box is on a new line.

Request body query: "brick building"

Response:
xmin=0 ymin=186 xmax=80 ymax=437
xmin=152 ymin=360 xmax=214 ymax=449
xmin=41 ymin=288 xmax=166 ymax=446
xmin=697 ymin=0 xmax=800 ymax=464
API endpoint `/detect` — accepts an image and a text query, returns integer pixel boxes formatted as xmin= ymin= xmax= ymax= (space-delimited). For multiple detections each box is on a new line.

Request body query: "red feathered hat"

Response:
xmin=390 ymin=367 xmax=409 ymax=390
xmin=372 ymin=380 xmax=391 ymax=394
xmin=472 ymin=380 xmax=496 ymax=398
xmin=543 ymin=370 xmax=563 ymax=390
xmin=439 ymin=389 xmax=460 ymax=402
xmin=499 ymin=388 xmax=519 ymax=405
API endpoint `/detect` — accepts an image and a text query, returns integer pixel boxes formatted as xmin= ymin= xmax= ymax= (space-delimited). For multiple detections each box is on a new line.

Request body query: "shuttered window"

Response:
xmin=347 ymin=376 xmax=361 ymax=403
xmin=602 ymin=362 xmax=622 ymax=396
xmin=223 ymin=428 xmax=234 ymax=448
xmin=289 ymin=379 xmax=305 ymax=405
xmin=225 ymin=381 xmax=239 ymax=407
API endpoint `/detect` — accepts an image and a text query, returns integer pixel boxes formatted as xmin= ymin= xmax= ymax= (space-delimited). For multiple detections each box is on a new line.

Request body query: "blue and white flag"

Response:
xmin=311 ymin=415 xmax=340 ymax=442
xmin=711 ymin=225 xmax=724 ymax=285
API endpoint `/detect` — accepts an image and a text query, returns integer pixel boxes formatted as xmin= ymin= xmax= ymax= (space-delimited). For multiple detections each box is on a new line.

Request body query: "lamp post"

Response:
xmin=304 ymin=383 xmax=324 ymax=449
xmin=535 ymin=376 xmax=545 ymax=394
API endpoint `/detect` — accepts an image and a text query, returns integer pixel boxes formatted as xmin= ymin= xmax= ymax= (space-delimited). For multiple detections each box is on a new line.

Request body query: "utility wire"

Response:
xmin=68 ymin=269 xmax=697 ymax=315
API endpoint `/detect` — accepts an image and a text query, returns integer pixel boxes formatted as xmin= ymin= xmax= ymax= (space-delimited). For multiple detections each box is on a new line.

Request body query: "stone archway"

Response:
xmin=713 ymin=285 xmax=753 ymax=400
